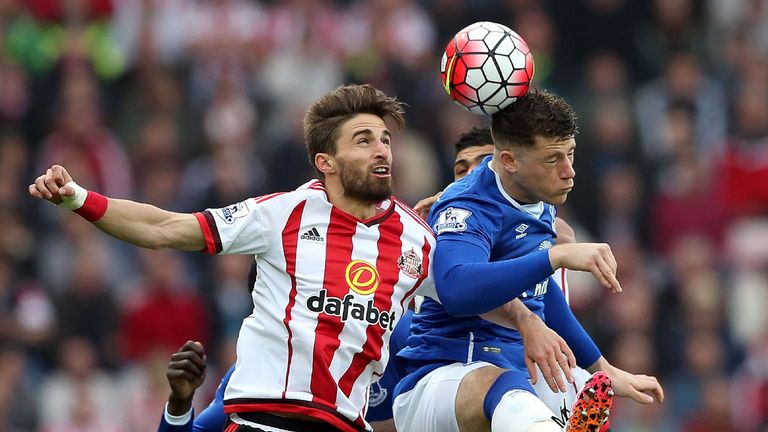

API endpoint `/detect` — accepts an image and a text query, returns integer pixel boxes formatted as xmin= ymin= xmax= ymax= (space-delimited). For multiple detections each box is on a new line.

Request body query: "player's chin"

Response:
xmin=547 ymin=193 xmax=569 ymax=206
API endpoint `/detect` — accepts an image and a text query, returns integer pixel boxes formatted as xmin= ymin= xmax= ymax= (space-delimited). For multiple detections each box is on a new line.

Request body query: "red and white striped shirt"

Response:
xmin=194 ymin=180 xmax=435 ymax=432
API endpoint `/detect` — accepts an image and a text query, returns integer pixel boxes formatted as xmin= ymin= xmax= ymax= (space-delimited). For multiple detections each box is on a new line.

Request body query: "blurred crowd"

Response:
xmin=1 ymin=0 xmax=768 ymax=431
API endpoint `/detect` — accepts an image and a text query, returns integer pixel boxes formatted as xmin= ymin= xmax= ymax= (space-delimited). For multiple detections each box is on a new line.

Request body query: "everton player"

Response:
xmin=415 ymin=126 xmax=612 ymax=429
xmin=393 ymin=89 xmax=664 ymax=432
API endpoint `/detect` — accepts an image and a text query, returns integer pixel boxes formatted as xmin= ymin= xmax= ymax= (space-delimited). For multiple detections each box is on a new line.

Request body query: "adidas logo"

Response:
xmin=300 ymin=227 xmax=324 ymax=242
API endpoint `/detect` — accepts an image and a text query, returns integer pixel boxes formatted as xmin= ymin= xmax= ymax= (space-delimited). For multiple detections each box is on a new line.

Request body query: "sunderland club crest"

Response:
xmin=397 ymin=248 xmax=423 ymax=279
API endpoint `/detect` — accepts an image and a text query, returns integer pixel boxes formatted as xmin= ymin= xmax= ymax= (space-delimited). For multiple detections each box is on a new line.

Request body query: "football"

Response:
xmin=440 ymin=21 xmax=535 ymax=115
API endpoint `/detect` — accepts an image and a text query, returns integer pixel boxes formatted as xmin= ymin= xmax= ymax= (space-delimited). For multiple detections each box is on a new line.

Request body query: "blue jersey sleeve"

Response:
xmin=542 ymin=282 xmax=601 ymax=369
xmin=433 ymin=238 xmax=553 ymax=316
xmin=157 ymin=365 xmax=234 ymax=432
xmin=428 ymin=196 xmax=555 ymax=316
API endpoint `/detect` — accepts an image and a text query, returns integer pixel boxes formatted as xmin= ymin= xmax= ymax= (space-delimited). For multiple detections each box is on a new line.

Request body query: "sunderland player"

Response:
xmin=414 ymin=126 xmax=610 ymax=428
xmin=157 ymin=261 xmax=410 ymax=432
xmin=394 ymin=89 xmax=664 ymax=432
xmin=157 ymin=311 xmax=414 ymax=432
xmin=30 ymin=84 xmax=436 ymax=432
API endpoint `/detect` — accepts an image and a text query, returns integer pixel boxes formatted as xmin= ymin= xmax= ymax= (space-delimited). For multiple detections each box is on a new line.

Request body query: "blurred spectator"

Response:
xmin=55 ymin=241 xmax=120 ymax=368
xmin=0 ymin=254 xmax=55 ymax=351
xmin=731 ymin=334 xmax=768 ymax=431
xmin=717 ymin=82 xmax=768 ymax=217
xmin=210 ymin=254 xmax=253 ymax=342
xmin=7 ymin=0 xmax=123 ymax=79
xmin=664 ymin=329 xmax=729 ymax=426
xmin=0 ymin=343 xmax=38 ymax=431
xmin=38 ymin=337 xmax=122 ymax=429
xmin=634 ymin=52 xmax=727 ymax=165
xmin=35 ymin=68 xmax=133 ymax=200
xmin=650 ymin=155 xmax=728 ymax=255
xmin=118 ymin=249 xmax=210 ymax=362
xmin=682 ymin=376 xmax=740 ymax=432
xmin=634 ymin=0 xmax=708 ymax=76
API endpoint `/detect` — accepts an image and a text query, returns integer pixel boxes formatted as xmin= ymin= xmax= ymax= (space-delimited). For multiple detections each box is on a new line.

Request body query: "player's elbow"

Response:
xmin=435 ymin=269 xmax=477 ymax=317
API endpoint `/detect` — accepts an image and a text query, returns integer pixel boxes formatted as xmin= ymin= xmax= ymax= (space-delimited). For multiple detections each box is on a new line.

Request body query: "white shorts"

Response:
xmin=393 ymin=362 xmax=491 ymax=432
xmin=532 ymin=365 xmax=592 ymax=417
xmin=393 ymin=362 xmax=593 ymax=432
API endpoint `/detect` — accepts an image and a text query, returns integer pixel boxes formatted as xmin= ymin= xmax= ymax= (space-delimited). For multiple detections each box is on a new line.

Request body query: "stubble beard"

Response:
xmin=338 ymin=160 xmax=392 ymax=204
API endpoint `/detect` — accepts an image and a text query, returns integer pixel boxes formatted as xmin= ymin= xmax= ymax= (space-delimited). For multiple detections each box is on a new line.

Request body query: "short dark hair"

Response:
xmin=303 ymin=84 xmax=406 ymax=178
xmin=490 ymin=88 xmax=577 ymax=150
xmin=454 ymin=126 xmax=493 ymax=155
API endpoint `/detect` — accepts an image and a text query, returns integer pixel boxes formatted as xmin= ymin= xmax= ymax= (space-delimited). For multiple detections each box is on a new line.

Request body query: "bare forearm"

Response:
xmin=479 ymin=298 xmax=533 ymax=329
xmin=586 ymin=356 xmax=610 ymax=374
xmin=93 ymin=198 xmax=204 ymax=251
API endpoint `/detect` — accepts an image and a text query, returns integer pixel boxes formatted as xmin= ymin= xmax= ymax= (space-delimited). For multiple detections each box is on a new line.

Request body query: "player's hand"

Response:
xmin=548 ymin=243 xmax=622 ymax=293
xmin=602 ymin=362 xmax=664 ymax=405
xmin=28 ymin=165 xmax=74 ymax=205
xmin=413 ymin=192 xmax=441 ymax=220
xmin=517 ymin=313 xmax=576 ymax=393
xmin=166 ymin=340 xmax=207 ymax=415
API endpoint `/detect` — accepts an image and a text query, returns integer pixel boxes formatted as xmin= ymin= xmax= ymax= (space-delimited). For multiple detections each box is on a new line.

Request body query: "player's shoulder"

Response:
xmin=392 ymin=198 xmax=436 ymax=238
xmin=250 ymin=180 xmax=326 ymax=207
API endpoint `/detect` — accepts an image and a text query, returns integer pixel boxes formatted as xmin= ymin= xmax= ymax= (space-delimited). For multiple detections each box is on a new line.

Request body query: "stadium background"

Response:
xmin=1 ymin=0 xmax=768 ymax=430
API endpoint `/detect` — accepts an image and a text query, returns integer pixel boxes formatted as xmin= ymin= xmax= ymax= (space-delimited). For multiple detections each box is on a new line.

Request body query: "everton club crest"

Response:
xmin=397 ymin=248 xmax=423 ymax=279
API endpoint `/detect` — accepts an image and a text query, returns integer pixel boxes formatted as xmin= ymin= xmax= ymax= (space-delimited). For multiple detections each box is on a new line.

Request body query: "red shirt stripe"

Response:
xmin=280 ymin=201 xmax=306 ymax=398
xmin=338 ymin=211 xmax=404 ymax=397
xmin=194 ymin=212 xmax=217 ymax=254
xmin=395 ymin=199 xmax=435 ymax=236
xmin=310 ymin=207 xmax=356 ymax=407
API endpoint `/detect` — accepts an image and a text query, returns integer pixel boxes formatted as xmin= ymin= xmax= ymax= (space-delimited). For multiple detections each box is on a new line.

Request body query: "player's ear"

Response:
xmin=315 ymin=153 xmax=336 ymax=175
xmin=498 ymin=149 xmax=518 ymax=173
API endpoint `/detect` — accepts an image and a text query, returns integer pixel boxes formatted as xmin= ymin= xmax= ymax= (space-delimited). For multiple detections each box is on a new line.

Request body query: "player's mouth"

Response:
xmin=371 ymin=165 xmax=391 ymax=178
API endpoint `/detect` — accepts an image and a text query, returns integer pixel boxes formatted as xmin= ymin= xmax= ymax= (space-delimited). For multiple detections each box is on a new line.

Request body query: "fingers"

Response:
xmin=51 ymin=165 xmax=72 ymax=184
xmin=166 ymin=368 xmax=203 ymax=383
xmin=169 ymin=341 xmax=207 ymax=376
xmin=179 ymin=340 xmax=206 ymax=357
xmin=537 ymin=359 xmax=559 ymax=393
xmin=413 ymin=194 xmax=439 ymax=220
xmin=43 ymin=168 xmax=63 ymax=197
xmin=34 ymin=174 xmax=53 ymax=200
xmin=168 ymin=354 xmax=206 ymax=377
xmin=546 ymin=354 xmax=567 ymax=392
xmin=635 ymin=375 xmax=664 ymax=403
xmin=595 ymin=257 xmax=622 ymax=293
xmin=525 ymin=357 xmax=538 ymax=385
xmin=29 ymin=166 xmax=72 ymax=202
xmin=28 ymin=183 xmax=44 ymax=199
xmin=558 ymin=341 xmax=576 ymax=384
xmin=627 ymin=386 xmax=655 ymax=404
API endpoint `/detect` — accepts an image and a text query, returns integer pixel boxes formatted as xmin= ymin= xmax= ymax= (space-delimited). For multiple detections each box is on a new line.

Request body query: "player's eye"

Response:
xmin=357 ymin=138 xmax=369 ymax=145
xmin=382 ymin=138 xmax=391 ymax=145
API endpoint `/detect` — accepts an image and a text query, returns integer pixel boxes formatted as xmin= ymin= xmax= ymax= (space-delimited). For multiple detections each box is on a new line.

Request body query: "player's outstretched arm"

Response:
xmin=29 ymin=165 xmax=204 ymax=251
xmin=588 ymin=357 xmax=664 ymax=405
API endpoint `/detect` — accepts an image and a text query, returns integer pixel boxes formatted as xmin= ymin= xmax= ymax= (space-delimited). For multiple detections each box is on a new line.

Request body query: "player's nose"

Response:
xmin=561 ymin=158 xmax=575 ymax=179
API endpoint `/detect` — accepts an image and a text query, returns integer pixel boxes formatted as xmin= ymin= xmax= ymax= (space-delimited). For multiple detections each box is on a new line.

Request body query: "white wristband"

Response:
xmin=56 ymin=181 xmax=88 ymax=210
xmin=164 ymin=402 xmax=193 ymax=425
